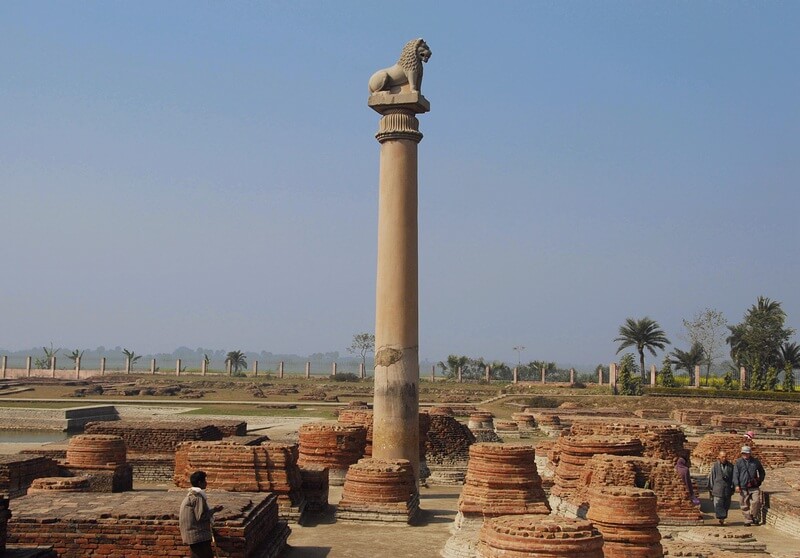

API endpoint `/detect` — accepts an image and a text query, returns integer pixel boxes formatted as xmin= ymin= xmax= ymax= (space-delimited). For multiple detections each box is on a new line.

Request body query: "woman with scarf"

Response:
xmin=675 ymin=456 xmax=700 ymax=506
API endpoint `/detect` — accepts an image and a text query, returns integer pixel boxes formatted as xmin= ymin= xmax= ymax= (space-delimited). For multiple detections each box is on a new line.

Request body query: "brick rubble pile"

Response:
xmin=425 ymin=413 xmax=476 ymax=485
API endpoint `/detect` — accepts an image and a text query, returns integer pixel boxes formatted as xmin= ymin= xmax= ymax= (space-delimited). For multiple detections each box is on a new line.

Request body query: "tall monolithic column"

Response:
xmin=368 ymin=38 xmax=431 ymax=484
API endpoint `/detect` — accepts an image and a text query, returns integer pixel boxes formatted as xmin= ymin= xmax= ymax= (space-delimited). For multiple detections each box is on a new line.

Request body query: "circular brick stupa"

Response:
xmin=587 ymin=486 xmax=662 ymax=558
xmin=337 ymin=409 xmax=374 ymax=457
xmin=297 ymin=422 xmax=367 ymax=485
xmin=66 ymin=435 xmax=127 ymax=467
xmin=335 ymin=458 xmax=419 ymax=523
xmin=477 ymin=516 xmax=604 ymax=558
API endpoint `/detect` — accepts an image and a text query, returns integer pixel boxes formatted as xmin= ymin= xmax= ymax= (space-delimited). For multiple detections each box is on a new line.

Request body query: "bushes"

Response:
xmin=618 ymin=353 xmax=642 ymax=396
xmin=331 ymin=372 xmax=360 ymax=382
xmin=645 ymin=386 xmax=800 ymax=402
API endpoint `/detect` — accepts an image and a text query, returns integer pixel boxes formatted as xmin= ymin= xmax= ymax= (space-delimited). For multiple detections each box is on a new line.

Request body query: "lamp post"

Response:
xmin=513 ymin=345 xmax=525 ymax=367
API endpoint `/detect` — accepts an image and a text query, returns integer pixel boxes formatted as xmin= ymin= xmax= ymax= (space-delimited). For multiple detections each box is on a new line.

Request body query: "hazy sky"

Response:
xmin=1 ymin=2 xmax=798 ymax=368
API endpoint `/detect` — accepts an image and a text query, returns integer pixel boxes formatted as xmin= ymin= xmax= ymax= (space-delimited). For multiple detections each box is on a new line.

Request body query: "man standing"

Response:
xmin=179 ymin=470 xmax=223 ymax=558
xmin=708 ymin=451 xmax=734 ymax=524
xmin=732 ymin=446 xmax=766 ymax=526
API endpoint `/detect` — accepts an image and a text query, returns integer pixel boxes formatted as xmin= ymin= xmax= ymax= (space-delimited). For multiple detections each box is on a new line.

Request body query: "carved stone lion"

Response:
xmin=368 ymin=38 xmax=432 ymax=94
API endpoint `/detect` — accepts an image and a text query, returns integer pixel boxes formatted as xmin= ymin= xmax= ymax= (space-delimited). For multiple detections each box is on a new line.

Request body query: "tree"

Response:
xmin=618 ymin=353 xmax=642 ymax=395
xmin=670 ymin=342 xmax=705 ymax=381
xmin=783 ymin=361 xmax=796 ymax=393
xmin=66 ymin=349 xmax=84 ymax=364
xmin=122 ymin=349 xmax=142 ymax=371
xmin=765 ymin=366 xmax=779 ymax=391
xmin=347 ymin=333 xmax=375 ymax=369
xmin=226 ymin=350 xmax=247 ymax=375
xmin=203 ymin=353 xmax=211 ymax=370
xmin=727 ymin=296 xmax=795 ymax=390
xmin=437 ymin=355 xmax=470 ymax=380
xmin=615 ymin=317 xmax=670 ymax=382
xmin=682 ymin=308 xmax=727 ymax=385
xmin=658 ymin=356 xmax=677 ymax=388
xmin=34 ymin=343 xmax=60 ymax=369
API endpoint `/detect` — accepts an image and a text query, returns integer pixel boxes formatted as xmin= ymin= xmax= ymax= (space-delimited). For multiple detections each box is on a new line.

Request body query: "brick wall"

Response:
xmin=84 ymin=420 xmax=246 ymax=453
xmin=0 ymin=456 xmax=60 ymax=498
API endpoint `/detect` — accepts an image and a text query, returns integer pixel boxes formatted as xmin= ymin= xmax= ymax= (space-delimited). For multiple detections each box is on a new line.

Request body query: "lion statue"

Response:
xmin=368 ymin=38 xmax=432 ymax=95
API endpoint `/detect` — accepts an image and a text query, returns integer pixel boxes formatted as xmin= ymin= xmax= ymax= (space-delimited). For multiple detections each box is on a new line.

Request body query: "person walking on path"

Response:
xmin=708 ymin=451 xmax=734 ymax=524
xmin=179 ymin=470 xmax=224 ymax=558
xmin=732 ymin=446 xmax=766 ymax=526
xmin=675 ymin=456 xmax=700 ymax=505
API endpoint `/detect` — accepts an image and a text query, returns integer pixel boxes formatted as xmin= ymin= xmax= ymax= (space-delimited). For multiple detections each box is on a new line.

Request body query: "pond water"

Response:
xmin=0 ymin=430 xmax=68 ymax=443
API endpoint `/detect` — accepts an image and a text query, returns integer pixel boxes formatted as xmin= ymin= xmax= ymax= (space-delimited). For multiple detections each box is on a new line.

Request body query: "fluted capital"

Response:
xmin=376 ymin=109 xmax=423 ymax=144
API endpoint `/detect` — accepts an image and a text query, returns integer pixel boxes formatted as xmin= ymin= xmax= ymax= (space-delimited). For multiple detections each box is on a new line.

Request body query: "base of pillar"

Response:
xmin=335 ymin=458 xmax=420 ymax=525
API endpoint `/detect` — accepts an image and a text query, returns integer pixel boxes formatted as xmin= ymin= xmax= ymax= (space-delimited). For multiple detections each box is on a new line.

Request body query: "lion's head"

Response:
xmin=397 ymin=38 xmax=432 ymax=72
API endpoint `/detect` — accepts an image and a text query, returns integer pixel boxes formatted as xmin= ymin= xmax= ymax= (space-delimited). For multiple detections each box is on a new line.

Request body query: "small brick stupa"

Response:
xmin=425 ymin=412 xmax=476 ymax=485
xmin=63 ymin=434 xmax=132 ymax=492
xmin=297 ymin=422 xmax=366 ymax=485
xmin=336 ymin=458 xmax=419 ymax=523
xmin=476 ymin=516 xmax=604 ymax=558
xmin=586 ymin=486 xmax=662 ymax=557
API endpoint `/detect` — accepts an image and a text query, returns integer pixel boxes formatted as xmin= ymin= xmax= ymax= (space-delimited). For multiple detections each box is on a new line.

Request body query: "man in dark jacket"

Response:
xmin=179 ymin=470 xmax=223 ymax=558
xmin=732 ymin=446 xmax=766 ymax=526
xmin=708 ymin=450 xmax=734 ymax=524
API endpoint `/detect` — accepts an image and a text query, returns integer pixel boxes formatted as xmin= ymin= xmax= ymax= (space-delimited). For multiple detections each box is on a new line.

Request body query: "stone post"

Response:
xmin=125 ymin=356 xmax=131 ymax=374
xmin=513 ymin=367 xmax=518 ymax=384
xmin=359 ymin=362 xmax=365 ymax=379
xmin=176 ymin=359 xmax=182 ymax=376
xmin=253 ymin=360 xmax=258 ymax=377
xmin=485 ymin=365 xmax=491 ymax=383
xmin=569 ymin=368 xmax=575 ymax=384
xmin=150 ymin=359 xmax=156 ymax=375
xmin=50 ymin=356 xmax=56 ymax=378
xmin=650 ymin=364 xmax=657 ymax=386
xmin=279 ymin=361 xmax=284 ymax=379
xmin=75 ymin=356 xmax=81 ymax=379
xmin=694 ymin=365 xmax=701 ymax=388
xmin=431 ymin=364 xmax=435 ymax=382
xmin=609 ymin=362 xmax=618 ymax=385
xmin=1 ymin=355 xmax=6 ymax=379
xmin=26 ymin=356 xmax=32 ymax=377
xmin=457 ymin=366 xmax=462 ymax=383
xmin=370 ymin=88 xmax=430 ymax=484
xmin=598 ymin=366 xmax=603 ymax=385
xmin=740 ymin=366 xmax=747 ymax=389
xmin=100 ymin=357 xmax=106 ymax=375
xmin=201 ymin=359 xmax=207 ymax=376
xmin=305 ymin=362 xmax=311 ymax=379
xmin=226 ymin=360 xmax=232 ymax=376
xmin=332 ymin=362 xmax=337 ymax=377
xmin=541 ymin=366 xmax=546 ymax=384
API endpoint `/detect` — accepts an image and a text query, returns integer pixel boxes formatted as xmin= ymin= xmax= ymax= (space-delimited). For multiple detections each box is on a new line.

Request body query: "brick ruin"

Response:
xmin=1 ymin=495 xmax=7 ymax=554
xmin=84 ymin=419 xmax=247 ymax=453
xmin=336 ymin=458 xmax=419 ymax=523
xmin=298 ymin=464 xmax=329 ymax=512
xmin=297 ymin=422 xmax=366 ymax=486
xmin=443 ymin=443 xmax=550 ymax=558
xmin=425 ymin=411 xmax=476 ymax=485
xmin=6 ymin=491 xmax=289 ymax=558
xmin=567 ymin=417 xmax=687 ymax=461
xmin=586 ymin=486 xmax=662 ymax=557
xmin=467 ymin=412 xmax=501 ymax=443
xmin=476 ymin=516 xmax=604 ymax=558
xmin=761 ymin=461 xmax=800 ymax=539
xmin=0 ymin=455 xmax=60 ymax=498
xmin=691 ymin=432 xmax=792 ymax=472
xmin=62 ymin=434 xmax=132 ymax=492
xmin=173 ymin=440 xmax=308 ymax=522
xmin=337 ymin=409 xmax=374 ymax=456
xmin=27 ymin=476 xmax=91 ymax=493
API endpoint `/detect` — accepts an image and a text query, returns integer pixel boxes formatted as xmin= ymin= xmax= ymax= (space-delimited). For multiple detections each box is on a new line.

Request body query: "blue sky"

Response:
xmin=1 ymin=2 xmax=798 ymax=368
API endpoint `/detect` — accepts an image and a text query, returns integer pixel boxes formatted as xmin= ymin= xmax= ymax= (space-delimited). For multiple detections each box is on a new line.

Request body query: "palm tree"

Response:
xmin=777 ymin=342 xmax=800 ymax=370
xmin=122 ymin=349 xmax=142 ymax=372
xmin=226 ymin=350 xmax=247 ymax=375
xmin=670 ymin=343 xmax=705 ymax=381
xmin=615 ymin=317 xmax=670 ymax=382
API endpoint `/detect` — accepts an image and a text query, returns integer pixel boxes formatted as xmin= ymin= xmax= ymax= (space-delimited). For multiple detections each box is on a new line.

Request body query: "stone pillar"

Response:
xmin=597 ymin=367 xmax=603 ymax=385
xmin=50 ymin=356 xmax=56 ymax=378
xmin=359 ymin=362 xmax=365 ymax=379
xmin=100 ymin=357 xmax=106 ymax=375
xmin=370 ymin=89 xmax=430 ymax=485
xmin=125 ymin=357 xmax=131 ymax=374
xmin=150 ymin=359 xmax=156 ymax=375
xmin=332 ymin=362 xmax=337 ymax=377
xmin=201 ymin=359 xmax=207 ymax=376
xmin=513 ymin=367 xmax=518 ymax=383
xmin=569 ymin=368 xmax=575 ymax=384
xmin=431 ymin=364 xmax=436 ymax=382
xmin=694 ymin=365 xmax=701 ymax=388
xmin=278 ymin=361 xmax=284 ymax=379
xmin=253 ymin=360 xmax=258 ymax=377
xmin=541 ymin=366 xmax=546 ymax=384
xmin=1 ymin=355 xmax=6 ymax=378
xmin=457 ymin=366 xmax=462 ymax=383
xmin=609 ymin=362 xmax=618 ymax=385
xmin=75 ymin=356 xmax=81 ymax=379
xmin=305 ymin=362 xmax=311 ymax=379
xmin=26 ymin=356 xmax=32 ymax=377
xmin=650 ymin=364 xmax=657 ymax=386
xmin=176 ymin=359 xmax=182 ymax=376
xmin=484 ymin=365 xmax=490 ymax=383
xmin=226 ymin=360 xmax=232 ymax=376
xmin=740 ymin=366 xmax=747 ymax=389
